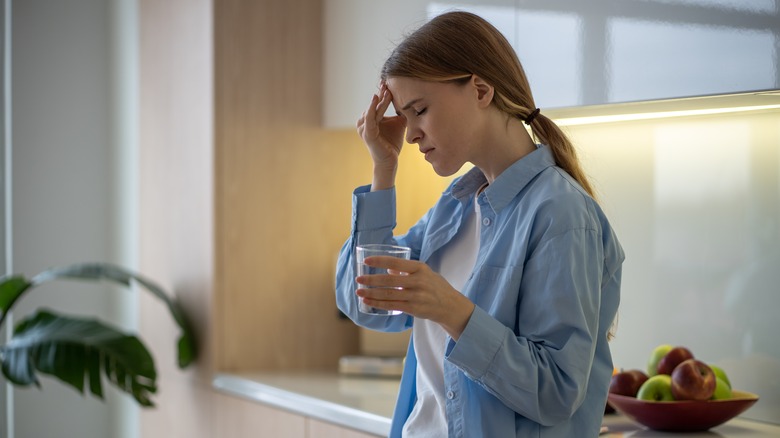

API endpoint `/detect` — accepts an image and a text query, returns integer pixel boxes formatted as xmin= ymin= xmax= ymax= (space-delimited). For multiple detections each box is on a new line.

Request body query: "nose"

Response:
xmin=405 ymin=124 xmax=423 ymax=144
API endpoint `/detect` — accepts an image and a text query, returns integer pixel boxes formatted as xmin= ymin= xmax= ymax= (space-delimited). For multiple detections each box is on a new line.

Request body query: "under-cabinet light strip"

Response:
xmin=554 ymin=104 xmax=780 ymax=126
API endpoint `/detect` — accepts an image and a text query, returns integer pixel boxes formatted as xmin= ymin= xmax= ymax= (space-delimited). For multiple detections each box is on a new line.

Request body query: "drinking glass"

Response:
xmin=356 ymin=244 xmax=411 ymax=315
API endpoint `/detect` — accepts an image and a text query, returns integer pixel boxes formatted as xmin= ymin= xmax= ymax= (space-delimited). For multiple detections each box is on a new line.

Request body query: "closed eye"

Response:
xmin=414 ymin=108 xmax=427 ymax=116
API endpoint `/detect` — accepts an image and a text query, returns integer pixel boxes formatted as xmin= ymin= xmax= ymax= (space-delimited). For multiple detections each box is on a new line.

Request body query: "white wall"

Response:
xmin=2 ymin=1 xmax=138 ymax=437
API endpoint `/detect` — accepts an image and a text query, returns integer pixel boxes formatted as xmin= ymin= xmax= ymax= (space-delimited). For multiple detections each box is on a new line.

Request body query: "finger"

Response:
xmin=356 ymin=273 xmax=411 ymax=290
xmin=374 ymin=89 xmax=393 ymax=122
xmin=359 ymin=296 xmax=406 ymax=313
xmin=363 ymin=255 xmax=419 ymax=273
xmin=355 ymin=262 xmax=419 ymax=289
xmin=365 ymin=93 xmax=380 ymax=121
xmin=381 ymin=115 xmax=407 ymax=135
xmin=356 ymin=286 xmax=409 ymax=304
xmin=387 ymin=268 xmax=408 ymax=276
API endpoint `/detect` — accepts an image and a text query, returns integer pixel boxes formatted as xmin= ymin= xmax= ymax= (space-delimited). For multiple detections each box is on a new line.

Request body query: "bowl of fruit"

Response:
xmin=607 ymin=345 xmax=759 ymax=432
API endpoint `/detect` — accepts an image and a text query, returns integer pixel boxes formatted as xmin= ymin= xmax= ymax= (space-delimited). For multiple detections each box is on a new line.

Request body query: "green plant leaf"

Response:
xmin=0 ymin=276 xmax=33 ymax=324
xmin=0 ymin=309 xmax=157 ymax=407
xmin=29 ymin=263 xmax=197 ymax=368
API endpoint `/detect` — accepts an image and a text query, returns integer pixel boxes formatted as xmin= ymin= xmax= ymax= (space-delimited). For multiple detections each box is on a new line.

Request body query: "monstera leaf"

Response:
xmin=2 ymin=310 xmax=157 ymax=406
xmin=0 ymin=263 xmax=197 ymax=407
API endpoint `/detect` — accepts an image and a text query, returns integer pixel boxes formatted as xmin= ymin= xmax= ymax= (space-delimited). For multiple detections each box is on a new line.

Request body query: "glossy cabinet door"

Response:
xmin=323 ymin=0 xmax=515 ymax=128
xmin=324 ymin=0 xmax=780 ymax=128
xmin=513 ymin=0 xmax=780 ymax=108
xmin=323 ymin=0 xmax=428 ymax=128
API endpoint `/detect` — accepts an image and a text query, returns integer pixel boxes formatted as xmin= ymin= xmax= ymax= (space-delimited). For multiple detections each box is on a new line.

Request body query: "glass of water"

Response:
xmin=356 ymin=244 xmax=411 ymax=315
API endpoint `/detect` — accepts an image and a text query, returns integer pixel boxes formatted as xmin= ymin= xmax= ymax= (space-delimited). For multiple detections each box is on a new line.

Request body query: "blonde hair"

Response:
xmin=381 ymin=11 xmax=595 ymax=198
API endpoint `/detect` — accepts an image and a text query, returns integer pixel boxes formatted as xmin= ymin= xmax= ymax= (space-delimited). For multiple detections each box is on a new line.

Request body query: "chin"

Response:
xmin=430 ymin=162 xmax=466 ymax=178
xmin=432 ymin=168 xmax=455 ymax=177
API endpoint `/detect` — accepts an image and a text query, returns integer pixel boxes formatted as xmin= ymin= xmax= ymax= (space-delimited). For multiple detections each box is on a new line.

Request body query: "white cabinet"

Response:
xmin=513 ymin=0 xmax=780 ymax=108
xmin=307 ymin=418 xmax=382 ymax=438
xmin=323 ymin=0 xmax=428 ymax=128
xmin=324 ymin=0 xmax=780 ymax=128
xmin=323 ymin=0 xmax=514 ymax=128
xmin=214 ymin=392 xmax=383 ymax=437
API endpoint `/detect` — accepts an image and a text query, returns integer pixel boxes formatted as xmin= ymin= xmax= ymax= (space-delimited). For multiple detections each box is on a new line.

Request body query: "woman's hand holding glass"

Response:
xmin=356 ymin=256 xmax=476 ymax=340
xmin=356 ymin=83 xmax=407 ymax=191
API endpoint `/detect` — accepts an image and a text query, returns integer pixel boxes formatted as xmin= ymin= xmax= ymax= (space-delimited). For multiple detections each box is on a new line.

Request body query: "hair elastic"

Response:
xmin=524 ymin=108 xmax=540 ymax=125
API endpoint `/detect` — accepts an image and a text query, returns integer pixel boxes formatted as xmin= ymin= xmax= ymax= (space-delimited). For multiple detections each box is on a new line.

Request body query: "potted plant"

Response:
xmin=0 ymin=262 xmax=197 ymax=407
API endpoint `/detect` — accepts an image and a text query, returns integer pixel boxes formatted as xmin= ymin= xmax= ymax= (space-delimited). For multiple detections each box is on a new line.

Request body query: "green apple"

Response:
xmin=711 ymin=377 xmax=732 ymax=400
xmin=709 ymin=364 xmax=731 ymax=389
xmin=637 ymin=374 xmax=675 ymax=401
xmin=647 ymin=344 xmax=673 ymax=376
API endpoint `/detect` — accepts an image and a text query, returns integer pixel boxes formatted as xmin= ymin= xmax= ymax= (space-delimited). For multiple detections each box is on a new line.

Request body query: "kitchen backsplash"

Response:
xmin=570 ymin=108 xmax=779 ymax=424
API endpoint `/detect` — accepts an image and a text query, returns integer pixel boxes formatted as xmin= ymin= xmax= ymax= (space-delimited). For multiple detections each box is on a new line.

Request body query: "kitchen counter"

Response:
xmin=213 ymin=371 xmax=396 ymax=436
xmin=213 ymin=371 xmax=780 ymax=437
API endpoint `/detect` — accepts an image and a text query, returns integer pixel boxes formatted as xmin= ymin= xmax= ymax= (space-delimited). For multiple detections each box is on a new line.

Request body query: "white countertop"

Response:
xmin=213 ymin=371 xmax=397 ymax=436
xmin=213 ymin=371 xmax=780 ymax=437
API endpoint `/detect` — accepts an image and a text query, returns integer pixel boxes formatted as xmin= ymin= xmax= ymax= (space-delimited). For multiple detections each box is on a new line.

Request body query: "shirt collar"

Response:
xmin=450 ymin=144 xmax=556 ymax=213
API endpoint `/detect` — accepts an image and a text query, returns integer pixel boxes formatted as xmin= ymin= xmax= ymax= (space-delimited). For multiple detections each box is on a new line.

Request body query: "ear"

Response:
xmin=470 ymin=75 xmax=494 ymax=109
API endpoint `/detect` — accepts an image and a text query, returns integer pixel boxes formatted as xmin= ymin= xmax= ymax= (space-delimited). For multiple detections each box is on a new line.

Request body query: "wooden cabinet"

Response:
xmin=324 ymin=0 xmax=780 ymax=128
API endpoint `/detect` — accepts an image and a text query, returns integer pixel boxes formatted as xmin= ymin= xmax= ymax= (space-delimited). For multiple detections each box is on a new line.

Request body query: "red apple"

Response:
xmin=657 ymin=346 xmax=694 ymax=375
xmin=609 ymin=369 xmax=649 ymax=397
xmin=671 ymin=359 xmax=716 ymax=401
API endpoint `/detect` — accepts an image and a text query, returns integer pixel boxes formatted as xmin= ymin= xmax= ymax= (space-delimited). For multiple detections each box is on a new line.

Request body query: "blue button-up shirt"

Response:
xmin=335 ymin=145 xmax=624 ymax=437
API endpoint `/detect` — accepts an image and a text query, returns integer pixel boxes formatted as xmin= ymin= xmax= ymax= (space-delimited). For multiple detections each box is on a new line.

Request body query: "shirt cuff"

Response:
xmin=352 ymin=185 xmax=396 ymax=231
xmin=445 ymin=305 xmax=506 ymax=380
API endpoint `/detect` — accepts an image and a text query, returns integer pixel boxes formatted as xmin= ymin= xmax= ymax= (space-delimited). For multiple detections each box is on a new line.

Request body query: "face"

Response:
xmin=386 ymin=76 xmax=486 ymax=177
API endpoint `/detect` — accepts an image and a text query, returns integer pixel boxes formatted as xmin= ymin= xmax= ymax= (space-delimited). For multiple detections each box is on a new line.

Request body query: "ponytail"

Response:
xmin=493 ymin=91 xmax=596 ymax=199
xmin=528 ymin=114 xmax=596 ymax=199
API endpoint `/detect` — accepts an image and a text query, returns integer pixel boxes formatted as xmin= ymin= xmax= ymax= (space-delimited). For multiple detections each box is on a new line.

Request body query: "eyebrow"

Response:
xmin=396 ymin=98 xmax=423 ymax=115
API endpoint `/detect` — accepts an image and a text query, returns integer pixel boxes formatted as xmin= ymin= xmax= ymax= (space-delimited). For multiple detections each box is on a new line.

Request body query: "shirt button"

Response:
xmin=446 ymin=390 xmax=455 ymax=399
xmin=482 ymin=217 xmax=491 ymax=226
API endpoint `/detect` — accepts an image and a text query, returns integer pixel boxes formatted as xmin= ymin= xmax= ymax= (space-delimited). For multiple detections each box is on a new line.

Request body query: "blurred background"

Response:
xmin=1 ymin=0 xmax=778 ymax=437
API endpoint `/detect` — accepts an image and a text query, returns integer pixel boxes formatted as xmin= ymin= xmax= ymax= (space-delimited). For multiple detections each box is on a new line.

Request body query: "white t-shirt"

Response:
xmin=402 ymin=195 xmax=482 ymax=437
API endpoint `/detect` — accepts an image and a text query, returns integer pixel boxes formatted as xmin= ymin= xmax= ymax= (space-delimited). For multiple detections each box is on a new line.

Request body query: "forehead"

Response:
xmin=387 ymin=78 xmax=429 ymax=105
xmin=386 ymin=77 xmax=426 ymax=93
xmin=386 ymin=77 xmax=443 ymax=108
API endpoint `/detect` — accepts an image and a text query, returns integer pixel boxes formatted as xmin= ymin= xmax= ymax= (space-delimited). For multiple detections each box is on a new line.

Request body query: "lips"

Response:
xmin=420 ymin=147 xmax=434 ymax=160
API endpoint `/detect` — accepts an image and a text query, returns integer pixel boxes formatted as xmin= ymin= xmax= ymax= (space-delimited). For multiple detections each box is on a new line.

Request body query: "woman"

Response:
xmin=335 ymin=11 xmax=624 ymax=438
